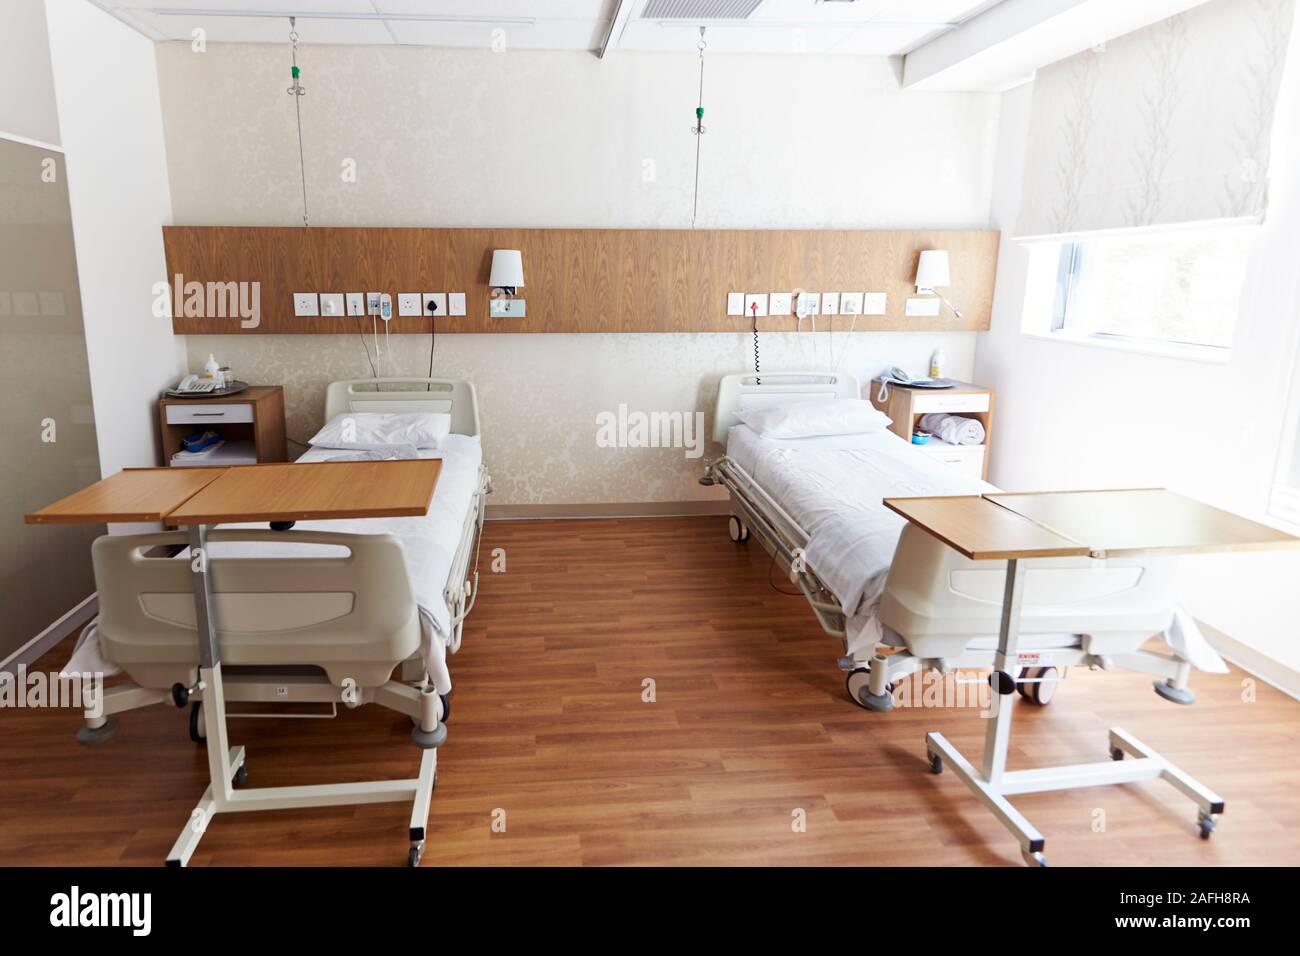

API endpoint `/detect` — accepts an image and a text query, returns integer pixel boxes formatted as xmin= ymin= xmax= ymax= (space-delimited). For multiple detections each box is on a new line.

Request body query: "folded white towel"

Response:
xmin=919 ymin=413 xmax=985 ymax=446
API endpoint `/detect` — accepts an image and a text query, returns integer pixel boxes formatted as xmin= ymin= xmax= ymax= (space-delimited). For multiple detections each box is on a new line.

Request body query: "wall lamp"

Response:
xmin=915 ymin=249 xmax=963 ymax=319
xmin=489 ymin=249 xmax=525 ymax=318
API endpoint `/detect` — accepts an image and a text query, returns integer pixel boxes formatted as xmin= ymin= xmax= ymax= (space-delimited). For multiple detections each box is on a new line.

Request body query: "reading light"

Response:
xmin=915 ymin=249 xmax=963 ymax=319
xmin=489 ymin=249 xmax=524 ymax=296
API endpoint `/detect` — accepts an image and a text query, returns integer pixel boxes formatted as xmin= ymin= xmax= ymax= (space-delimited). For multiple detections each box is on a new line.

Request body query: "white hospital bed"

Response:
xmin=68 ymin=378 xmax=491 ymax=864
xmin=702 ymin=371 xmax=1223 ymax=712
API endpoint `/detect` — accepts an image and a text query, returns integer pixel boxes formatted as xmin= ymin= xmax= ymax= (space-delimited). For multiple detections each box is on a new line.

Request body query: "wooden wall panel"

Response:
xmin=163 ymin=226 xmax=1000 ymax=334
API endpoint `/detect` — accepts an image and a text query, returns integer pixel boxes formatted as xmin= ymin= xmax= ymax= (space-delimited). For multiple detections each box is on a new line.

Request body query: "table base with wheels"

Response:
xmin=921 ymin=559 xmax=1224 ymax=867
xmin=167 ymin=523 xmax=439 ymax=868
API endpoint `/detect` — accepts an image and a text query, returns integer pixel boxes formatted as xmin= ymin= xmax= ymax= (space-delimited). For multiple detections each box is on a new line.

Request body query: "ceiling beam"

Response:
xmin=598 ymin=0 xmax=635 ymax=58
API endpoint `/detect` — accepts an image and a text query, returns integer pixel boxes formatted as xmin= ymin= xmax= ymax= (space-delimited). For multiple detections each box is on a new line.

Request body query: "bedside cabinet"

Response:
xmin=869 ymin=379 xmax=994 ymax=480
xmin=159 ymin=386 xmax=287 ymax=466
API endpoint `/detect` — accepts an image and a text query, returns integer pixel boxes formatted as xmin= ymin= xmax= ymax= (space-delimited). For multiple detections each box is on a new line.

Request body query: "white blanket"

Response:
xmin=65 ymin=435 xmax=484 ymax=692
xmin=728 ymin=424 xmax=1227 ymax=673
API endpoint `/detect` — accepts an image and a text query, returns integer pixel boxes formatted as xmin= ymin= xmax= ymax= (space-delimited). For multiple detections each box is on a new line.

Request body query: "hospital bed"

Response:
xmin=66 ymin=377 xmax=490 ymax=865
xmin=701 ymin=371 xmax=1223 ymax=713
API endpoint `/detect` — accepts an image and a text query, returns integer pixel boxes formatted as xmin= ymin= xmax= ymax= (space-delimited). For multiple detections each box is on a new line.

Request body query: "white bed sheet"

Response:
xmin=66 ymin=435 xmax=484 ymax=690
xmin=723 ymin=424 xmax=1226 ymax=671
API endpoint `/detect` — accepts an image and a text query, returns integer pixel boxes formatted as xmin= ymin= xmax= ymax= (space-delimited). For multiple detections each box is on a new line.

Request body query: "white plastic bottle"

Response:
xmin=203 ymin=353 xmax=220 ymax=380
xmin=929 ymin=348 xmax=945 ymax=379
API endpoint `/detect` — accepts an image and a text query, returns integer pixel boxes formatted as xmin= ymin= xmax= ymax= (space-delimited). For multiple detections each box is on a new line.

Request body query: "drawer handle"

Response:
xmin=192 ymin=412 xmax=225 ymax=417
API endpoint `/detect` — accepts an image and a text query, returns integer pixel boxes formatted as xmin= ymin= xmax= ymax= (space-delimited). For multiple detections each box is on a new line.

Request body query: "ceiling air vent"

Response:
xmin=641 ymin=0 xmax=766 ymax=20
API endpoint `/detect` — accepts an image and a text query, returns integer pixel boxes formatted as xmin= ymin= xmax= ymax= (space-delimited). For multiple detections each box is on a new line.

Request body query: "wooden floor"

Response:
xmin=3 ymin=515 xmax=1299 ymax=867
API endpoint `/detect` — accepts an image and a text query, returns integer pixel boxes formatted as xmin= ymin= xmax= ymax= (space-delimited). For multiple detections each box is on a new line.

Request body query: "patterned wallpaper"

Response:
xmin=160 ymin=42 xmax=997 ymax=506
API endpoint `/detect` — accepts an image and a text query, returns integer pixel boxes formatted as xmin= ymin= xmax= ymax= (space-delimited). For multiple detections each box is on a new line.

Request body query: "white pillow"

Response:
xmin=735 ymin=399 xmax=890 ymax=439
xmin=309 ymin=412 xmax=452 ymax=450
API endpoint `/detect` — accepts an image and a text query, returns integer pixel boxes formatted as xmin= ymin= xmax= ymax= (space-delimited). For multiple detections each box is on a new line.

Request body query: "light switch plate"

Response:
xmin=490 ymin=299 xmax=526 ymax=319
xmin=821 ymin=292 xmax=839 ymax=316
xmin=345 ymin=293 xmax=365 ymax=316
xmin=906 ymin=297 xmax=942 ymax=317
xmin=448 ymin=292 xmax=467 ymax=317
xmin=795 ymin=292 xmax=820 ymax=317
xmin=744 ymin=294 xmax=768 ymax=318
xmin=13 ymin=292 xmax=38 ymax=316
xmin=727 ymin=292 xmax=745 ymax=316
xmin=319 ymin=293 xmax=344 ymax=317
xmin=863 ymin=292 xmax=887 ymax=316
xmin=769 ymin=292 xmax=792 ymax=316
xmin=39 ymin=291 xmax=66 ymax=316
xmin=423 ymin=292 xmax=447 ymax=316
xmin=293 ymin=292 xmax=319 ymax=317
xmin=397 ymin=293 xmax=423 ymax=317
xmin=840 ymin=292 xmax=864 ymax=315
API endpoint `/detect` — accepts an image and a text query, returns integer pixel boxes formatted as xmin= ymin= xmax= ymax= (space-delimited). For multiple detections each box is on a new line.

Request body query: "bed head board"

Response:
xmin=324 ymin=378 xmax=481 ymax=437
xmin=713 ymin=371 xmax=861 ymax=444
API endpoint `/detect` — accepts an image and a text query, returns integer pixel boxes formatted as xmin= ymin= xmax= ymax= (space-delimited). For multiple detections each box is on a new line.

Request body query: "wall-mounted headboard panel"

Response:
xmin=163 ymin=226 xmax=999 ymax=335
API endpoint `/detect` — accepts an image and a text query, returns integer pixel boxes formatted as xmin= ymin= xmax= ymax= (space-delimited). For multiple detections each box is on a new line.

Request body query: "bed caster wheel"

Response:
xmin=189 ymin=701 xmax=206 ymax=743
xmin=928 ymin=753 xmax=943 ymax=775
xmin=76 ymin=718 xmax=118 ymax=746
xmin=1022 ymin=849 xmax=1049 ymax=867
xmin=727 ymin=515 xmax=750 ymax=543
xmin=845 ymin=669 xmax=893 ymax=712
xmin=233 ymin=764 xmax=247 ymax=787
xmin=1198 ymin=812 xmax=1216 ymax=840
xmin=439 ymin=693 xmax=451 ymax=723
xmin=1110 ymin=746 xmax=1125 ymax=761
xmin=408 ymin=844 xmax=424 ymax=867
xmin=1016 ymin=666 xmax=1058 ymax=705
xmin=1153 ymin=680 xmax=1195 ymax=705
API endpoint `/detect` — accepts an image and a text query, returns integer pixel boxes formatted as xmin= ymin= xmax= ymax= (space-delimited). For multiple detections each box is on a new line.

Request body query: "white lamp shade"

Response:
xmin=915 ymin=250 xmax=951 ymax=290
xmin=489 ymin=249 xmax=525 ymax=289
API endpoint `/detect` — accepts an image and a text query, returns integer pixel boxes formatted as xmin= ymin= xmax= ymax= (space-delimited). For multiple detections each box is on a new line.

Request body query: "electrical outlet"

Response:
xmin=769 ymin=292 xmax=792 ymax=316
xmin=319 ymin=293 xmax=344 ymax=317
xmin=744 ymin=294 xmax=768 ymax=318
xmin=840 ymin=292 xmax=864 ymax=316
xmin=448 ymin=292 xmax=467 ymax=316
xmin=423 ymin=292 xmax=447 ymax=316
xmin=397 ymin=293 xmax=422 ymax=317
xmin=727 ymin=292 xmax=745 ymax=316
xmin=795 ymin=292 xmax=820 ymax=317
xmin=821 ymin=292 xmax=839 ymax=316
xmin=293 ymin=293 xmax=319 ymax=317
xmin=366 ymin=292 xmax=382 ymax=316
xmin=345 ymin=293 xmax=365 ymax=316
xmin=863 ymin=292 xmax=887 ymax=316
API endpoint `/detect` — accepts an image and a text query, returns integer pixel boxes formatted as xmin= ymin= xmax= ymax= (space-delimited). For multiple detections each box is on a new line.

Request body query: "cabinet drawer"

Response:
xmin=164 ymin=403 xmax=254 ymax=425
xmin=912 ymin=392 xmax=990 ymax=414
xmin=916 ymin=443 xmax=985 ymax=477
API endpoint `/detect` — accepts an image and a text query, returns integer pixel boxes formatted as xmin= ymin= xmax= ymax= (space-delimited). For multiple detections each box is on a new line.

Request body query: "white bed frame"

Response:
xmin=702 ymin=371 xmax=1199 ymax=714
xmin=76 ymin=377 xmax=491 ymax=866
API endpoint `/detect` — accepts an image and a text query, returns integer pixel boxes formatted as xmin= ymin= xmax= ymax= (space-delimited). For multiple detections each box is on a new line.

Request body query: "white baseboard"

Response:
xmin=1199 ymin=621 xmax=1300 ymax=702
xmin=0 ymin=594 xmax=98 ymax=674
xmin=487 ymin=501 xmax=730 ymax=520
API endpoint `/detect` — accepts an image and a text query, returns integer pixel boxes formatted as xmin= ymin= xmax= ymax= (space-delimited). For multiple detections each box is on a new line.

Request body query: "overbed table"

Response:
xmin=882 ymin=489 xmax=1299 ymax=866
xmin=27 ymin=459 xmax=442 ymax=866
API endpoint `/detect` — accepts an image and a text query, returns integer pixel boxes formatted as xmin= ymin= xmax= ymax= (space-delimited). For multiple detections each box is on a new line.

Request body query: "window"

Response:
xmin=1025 ymin=225 xmax=1257 ymax=357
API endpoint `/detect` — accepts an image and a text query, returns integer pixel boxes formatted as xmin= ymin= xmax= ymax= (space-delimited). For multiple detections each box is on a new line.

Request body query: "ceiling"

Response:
xmin=86 ymin=0 xmax=1008 ymax=56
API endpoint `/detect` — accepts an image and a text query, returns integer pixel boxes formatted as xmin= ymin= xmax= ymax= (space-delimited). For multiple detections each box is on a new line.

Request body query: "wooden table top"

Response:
xmin=165 ymin=459 xmax=442 ymax=525
xmin=884 ymin=489 xmax=1300 ymax=561
xmin=25 ymin=459 xmax=442 ymax=526
xmin=24 ymin=467 xmax=227 ymax=524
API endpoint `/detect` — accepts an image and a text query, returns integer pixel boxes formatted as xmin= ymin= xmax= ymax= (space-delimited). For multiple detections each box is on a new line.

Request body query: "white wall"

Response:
xmin=44 ymin=0 xmax=187 ymax=478
xmin=975 ymin=36 xmax=1300 ymax=682
xmin=0 ymin=0 xmax=61 ymax=147
xmin=155 ymin=42 xmax=1001 ymax=506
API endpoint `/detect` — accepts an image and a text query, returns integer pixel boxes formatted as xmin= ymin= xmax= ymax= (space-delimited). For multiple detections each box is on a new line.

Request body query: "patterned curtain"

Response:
xmin=1015 ymin=0 xmax=1296 ymax=240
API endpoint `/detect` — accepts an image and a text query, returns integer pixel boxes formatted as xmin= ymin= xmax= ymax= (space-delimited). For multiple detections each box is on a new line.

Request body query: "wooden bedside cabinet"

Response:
xmin=869 ymin=379 xmax=994 ymax=480
xmin=159 ymin=386 xmax=287 ymax=466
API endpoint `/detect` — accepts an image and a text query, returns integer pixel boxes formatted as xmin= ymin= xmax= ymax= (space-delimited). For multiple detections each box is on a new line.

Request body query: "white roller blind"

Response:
xmin=1016 ymin=0 xmax=1296 ymax=240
